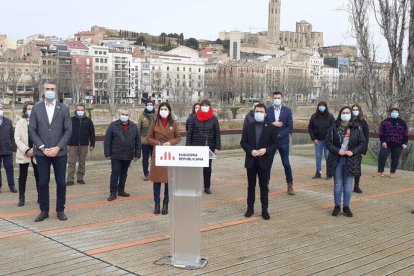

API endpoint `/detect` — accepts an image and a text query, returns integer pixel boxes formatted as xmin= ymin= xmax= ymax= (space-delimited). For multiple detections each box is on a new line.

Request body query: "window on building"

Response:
xmin=167 ymin=66 xmax=169 ymax=71
xmin=95 ymin=58 xmax=99 ymax=63
xmin=177 ymin=67 xmax=179 ymax=71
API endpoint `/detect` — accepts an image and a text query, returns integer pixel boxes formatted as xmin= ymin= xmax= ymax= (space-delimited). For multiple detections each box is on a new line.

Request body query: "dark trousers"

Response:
xmin=36 ymin=155 xmax=67 ymax=213
xmin=378 ymin=146 xmax=403 ymax=173
xmin=141 ymin=144 xmax=153 ymax=177
xmin=354 ymin=175 xmax=361 ymax=186
xmin=278 ymin=143 xmax=293 ymax=184
xmin=110 ymin=159 xmax=132 ymax=194
xmin=246 ymin=162 xmax=270 ymax=211
xmin=18 ymin=160 xmax=40 ymax=196
xmin=0 ymin=154 xmax=16 ymax=189
xmin=153 ymin=182 xmax=169 ymax=203
xmin=203 ymin=159 xmax=213 ymax=188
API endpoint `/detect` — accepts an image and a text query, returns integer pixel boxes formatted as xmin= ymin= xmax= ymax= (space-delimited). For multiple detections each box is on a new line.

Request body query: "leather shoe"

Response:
xmin=244 ymin=209 xmax=254 ymax=217
xmin=9 ymin=186 xmax=17 ymax=193
xmin=161 ymin=202 xmax=168 ymax=215
xmin=66 ymin=181 xmax=74 ymax=186
xmin=261 ymin=211 xmax=270 ymax=220
xmin=118 ymin=191 xmax=130 ymax=197
xmin=57 ymin=211 xmax=68 ymax=221
xmin=34 ymin=212 xmax=49 ymax=222
xmin=107 ymin=193 xmax=117 ymax=201
xmin=77 ymin=180 xmax=86 ymax=184
xmin=287 ymin=183 xmax=295 ymax=195
xmin=204 ymin=188 xmax=211 ymax=194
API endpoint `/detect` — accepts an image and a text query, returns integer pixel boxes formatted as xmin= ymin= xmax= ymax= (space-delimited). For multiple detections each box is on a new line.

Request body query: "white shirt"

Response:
xmin=273 ymin=105 xmax=281 ymax=122
xmin=45 ymin=100 xmax=56 ymax=124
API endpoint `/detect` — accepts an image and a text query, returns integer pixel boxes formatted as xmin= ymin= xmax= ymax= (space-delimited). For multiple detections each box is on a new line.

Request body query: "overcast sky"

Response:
xmin=2 ymin=0 xmax=354 ymax=44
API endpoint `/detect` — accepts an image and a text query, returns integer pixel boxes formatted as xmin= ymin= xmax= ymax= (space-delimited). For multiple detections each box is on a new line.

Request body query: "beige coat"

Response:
xmin=147 ymin=120 xmax=181 ymax=183
xmin=14 ymin=118 xmax=36 ymax=164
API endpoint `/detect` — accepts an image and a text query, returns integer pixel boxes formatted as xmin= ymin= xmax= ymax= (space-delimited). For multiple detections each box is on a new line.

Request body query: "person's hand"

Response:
xmin=273 ymin=121 xmax=283 ymax=127
xmin=251 ymin=150 xmax=258 ymax=157
xmin=402 ymin=144 xmax=408 ymax=150
xmin=313 ymin=140 xmax=320 ymax=145
xmin=106 ymin=156 xmax=111 ymax=160
xmin=346 ymin=151 xmax=354 ymax=156
xmin=25 ymin=149 xmax=34 ymax=157
xmin=163 ymin=142 xmax=171 ymax=146
xmin=214 ymin=149 xmax=220 ymax=155
xmin=382 ymin=142 xmax=388 ymax=148
xmin=89 ymin=146 xmax=94 ymax=151
xmin=257 ymin=148 xmax=267 ymax=156
xmin=338 ymin=149 xmax=347 ymax=156
xmin=47 ymin=147 xmax=60 ymax=157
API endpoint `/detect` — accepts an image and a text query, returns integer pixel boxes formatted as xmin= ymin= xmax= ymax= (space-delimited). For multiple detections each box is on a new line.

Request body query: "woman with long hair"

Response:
xmin=326 ymin=106 xmax=365 ymax=217
xmin=350 ymin=104 xmax=369 ymax=193
xmin=308 ymin=101 xmax=335 ymax=179
xmin=15 ymin=102 xmax=39 ymax=206
xmin=185 ymin=102 xmax=200 ymax=132
xmin=147 ymin=102 xmax=181 ymax=215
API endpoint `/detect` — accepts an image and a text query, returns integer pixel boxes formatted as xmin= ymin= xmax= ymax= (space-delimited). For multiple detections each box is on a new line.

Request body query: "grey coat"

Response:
xmin=29 ymin=101 xmax=72 ymax=157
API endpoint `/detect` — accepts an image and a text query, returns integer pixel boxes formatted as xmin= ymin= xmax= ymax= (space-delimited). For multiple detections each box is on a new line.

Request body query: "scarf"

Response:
xmin=197 ymin=107 xmax=214 ymax=122
xmin=161 ymin=118 xmax=168 ymax=128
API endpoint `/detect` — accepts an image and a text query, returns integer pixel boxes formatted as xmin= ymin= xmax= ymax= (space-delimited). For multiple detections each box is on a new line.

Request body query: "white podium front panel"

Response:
xmin=155 ymin=146 xmax=209 ymax=167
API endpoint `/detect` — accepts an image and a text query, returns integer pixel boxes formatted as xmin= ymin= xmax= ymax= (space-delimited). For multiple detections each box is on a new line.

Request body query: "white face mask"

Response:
xmin=120 ymin=115 xmax=129 ymax=122
xmin=27 ymin=110 xmax=32 ymax=117
xmin=341 ymin=114 xmax=351 ymax=122
xmin=201 ymin=106 xmax=210 ymax=113
xmin=254 ymin=112 xmax=265 ymax=122
xmin=76 ymin=111 xmax=85 ymax=117
xmin=0 ymin=110 xmax=3 ymax=117
xmin=159 ymin=110 xmax=169 ymax=118
xmin=273 ymin=98 xmax=282 ymax=106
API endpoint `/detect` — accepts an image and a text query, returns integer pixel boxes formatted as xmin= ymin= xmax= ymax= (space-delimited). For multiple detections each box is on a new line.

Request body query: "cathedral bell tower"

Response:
xmin=268 ymin=0 xmax=281 ymax=44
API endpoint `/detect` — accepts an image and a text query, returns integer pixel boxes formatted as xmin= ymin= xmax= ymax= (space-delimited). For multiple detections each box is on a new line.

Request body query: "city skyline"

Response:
xmin=2 ymin=0 xmax=353 ymax=46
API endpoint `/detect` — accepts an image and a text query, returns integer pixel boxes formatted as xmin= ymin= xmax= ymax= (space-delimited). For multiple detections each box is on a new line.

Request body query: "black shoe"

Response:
xmin=244 ymin=209 xmax=254 ymax=217
xmin=204 ymin=188 xmax=211 ymax=194
xmin=34 ymin=212 xmax=49 ymax=222
xmin=118 ymin=191 xmax=130 ymax=197
xmin=57 ymin=211 xmax=68 ymax=221
xmin=343 ymin=206 xmax=353 ymax=217
xmin=66 ymin=181 xmax=74 ymax=186
xmin=77 ymin=180 xmax=85 ymax=184
xmin=261 ymin=211 xmax=270 ymax=220
xmin=143 ymin=175 xmax=149 ymax=181
xmin=353 ymin=185 xmax=362 ymax=193
xmin=154 ymin=201 xmax=161 ymax=214
xmin=332 ymin=205 xmax=341 ymax=216
xmin=107 ymin=193 xmax=117 ymax=201
xmin=162 ymin=202 xmax=168 ymax=215
xmin=312 ymin=171 xmax=321 ymax=179
xmin=9 ymin=186 xmax=17 ymax=193
xmin=17 ymin=195 xmax=25 ymax=207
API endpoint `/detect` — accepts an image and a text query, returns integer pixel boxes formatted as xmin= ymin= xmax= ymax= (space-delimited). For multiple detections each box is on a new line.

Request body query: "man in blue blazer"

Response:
xmin=266 ymin=91 xmax=295 ymax=195
xmin=29 ymin=82 xmax=72 ymax=222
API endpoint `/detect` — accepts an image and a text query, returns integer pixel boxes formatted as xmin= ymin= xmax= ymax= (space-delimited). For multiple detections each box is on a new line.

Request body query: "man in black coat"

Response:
xmin=104 ymin=107 xmax=141 ymax=201
xmin=240 ymin=103 xmax=278 ymax=220
xmin=0 ymin=104 xmax=17 ymax=193
xmin=66 ymin=104 xmax=95 ymax=186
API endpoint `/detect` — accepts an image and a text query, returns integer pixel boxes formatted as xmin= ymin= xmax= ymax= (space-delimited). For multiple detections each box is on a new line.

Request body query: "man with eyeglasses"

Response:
xmin=29 ymin=82 xmax=72 ymax=222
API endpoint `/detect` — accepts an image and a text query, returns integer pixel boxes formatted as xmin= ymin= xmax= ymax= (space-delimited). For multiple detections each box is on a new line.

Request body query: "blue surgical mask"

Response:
xmin=273 ymin=99 xmax=282 ymax=106
xmin=120 ymin=115 xmax=129 ymax=122
xmin=44 ymin=91 xmax=56 ymax=101
xmin=390 ymin=112 xmax=399 ymax=119
xmin=146 ymin=106 xmax=154 ymax=112
xmin=318 ymin=106 xmax=326 ymax=113
xmin=254 ymin=112 xmax=265 ymax=122
xmin=341 ymin=114 xmax=351 ymax=122
xmin=352 ymin=111 xmax=359 ymax=117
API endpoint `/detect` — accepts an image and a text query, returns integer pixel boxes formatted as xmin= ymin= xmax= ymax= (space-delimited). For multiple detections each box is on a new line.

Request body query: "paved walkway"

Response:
xmin=1 ymin=147 xmax=414 ymax=275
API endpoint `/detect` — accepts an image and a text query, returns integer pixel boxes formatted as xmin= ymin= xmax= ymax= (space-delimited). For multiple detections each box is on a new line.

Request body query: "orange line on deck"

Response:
xmin=0 ymin=230 xmax=32 ymax=239
xmin=84 ymin=216 xmax=260 ymax=255
xmin=320 ymin=187 xmax=414 ymax=209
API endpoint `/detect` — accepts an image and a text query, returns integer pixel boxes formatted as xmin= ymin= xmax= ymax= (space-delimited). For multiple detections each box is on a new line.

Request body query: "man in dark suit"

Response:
xmin=240 ymin=103 xmax=278 ymax=220
xmin=29 ymin=82 xmax=72 ymax=222
xmin=266 ymin=91 xmax=295 ymax=195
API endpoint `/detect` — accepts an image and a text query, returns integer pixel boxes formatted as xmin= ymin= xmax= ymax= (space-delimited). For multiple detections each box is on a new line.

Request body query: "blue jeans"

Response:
xmin=141 ymin=144 xmax=153 ymax=177
xmin=277 ymin=143 xmax=293 ymax=184
xmin=110 ymin=159 xmax=132 ymax=194
xmin=334 ymin=157 xmax=353 ymax=207
xmin=378 ymin=146 xmax=403 ymax=173
xmin=0 ymin=154 xmax=16 ymax=189
xmin=36 ymin=155 xmax=67 ymax=213
xmin=153 ymin=182 xmax=169 ymax=203
xmin=315 ymin=140 xmax=329 ymax=172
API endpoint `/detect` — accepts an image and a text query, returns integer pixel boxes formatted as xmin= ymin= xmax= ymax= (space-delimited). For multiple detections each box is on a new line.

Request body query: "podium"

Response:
xmin=155 ymin=146 xmax=213 ymax=269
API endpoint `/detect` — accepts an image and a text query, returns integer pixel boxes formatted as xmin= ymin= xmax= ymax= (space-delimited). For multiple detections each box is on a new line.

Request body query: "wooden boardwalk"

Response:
xmin=1 ymin=147 xmax=414 ymax=275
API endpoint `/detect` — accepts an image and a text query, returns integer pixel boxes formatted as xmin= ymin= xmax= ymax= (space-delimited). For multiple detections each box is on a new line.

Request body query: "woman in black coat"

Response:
xmin=186 ymin=99 xmax=221 ymax=194
xmin=326 ymin=106 xmax=365 ymax=217
xmin=351 ymin=104 xmax=369 ymax=193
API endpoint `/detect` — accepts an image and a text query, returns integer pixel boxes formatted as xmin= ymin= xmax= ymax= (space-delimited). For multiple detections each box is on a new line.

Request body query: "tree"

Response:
xmin=185 ymin=38 xmax=199 ymax=50
xmin=135 ymin=36 xmax=147 ymax=47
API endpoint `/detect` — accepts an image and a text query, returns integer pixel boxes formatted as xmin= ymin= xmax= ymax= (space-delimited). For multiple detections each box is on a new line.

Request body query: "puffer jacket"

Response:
xmin=186 ymin=115 xmax=221 ymax=152
xmin=0 ymin=117 xmax=17 ymax=156
xmin=326 ymin=121 xmax=365 ymax=177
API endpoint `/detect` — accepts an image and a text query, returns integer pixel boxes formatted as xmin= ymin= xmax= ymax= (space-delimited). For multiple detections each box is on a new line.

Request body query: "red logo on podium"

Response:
xmin=160 ymin=151 xmax=175 ymax=161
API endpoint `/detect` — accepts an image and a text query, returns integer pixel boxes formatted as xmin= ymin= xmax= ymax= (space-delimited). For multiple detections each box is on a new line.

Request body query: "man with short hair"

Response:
xmin=66 ymin=104 xmax=95 ymax=186
xmin=243 ymin=100 xmax=261 ymax=128
xmin=266 ymin=91 xmax=295 ymax=195
xmin=29 ymin=82 xmax=72 ymax=222
xmin=104 ymin=107 xmax=141 ymax=201
xmin=241 ymin=103 xmax=278 ymax=220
